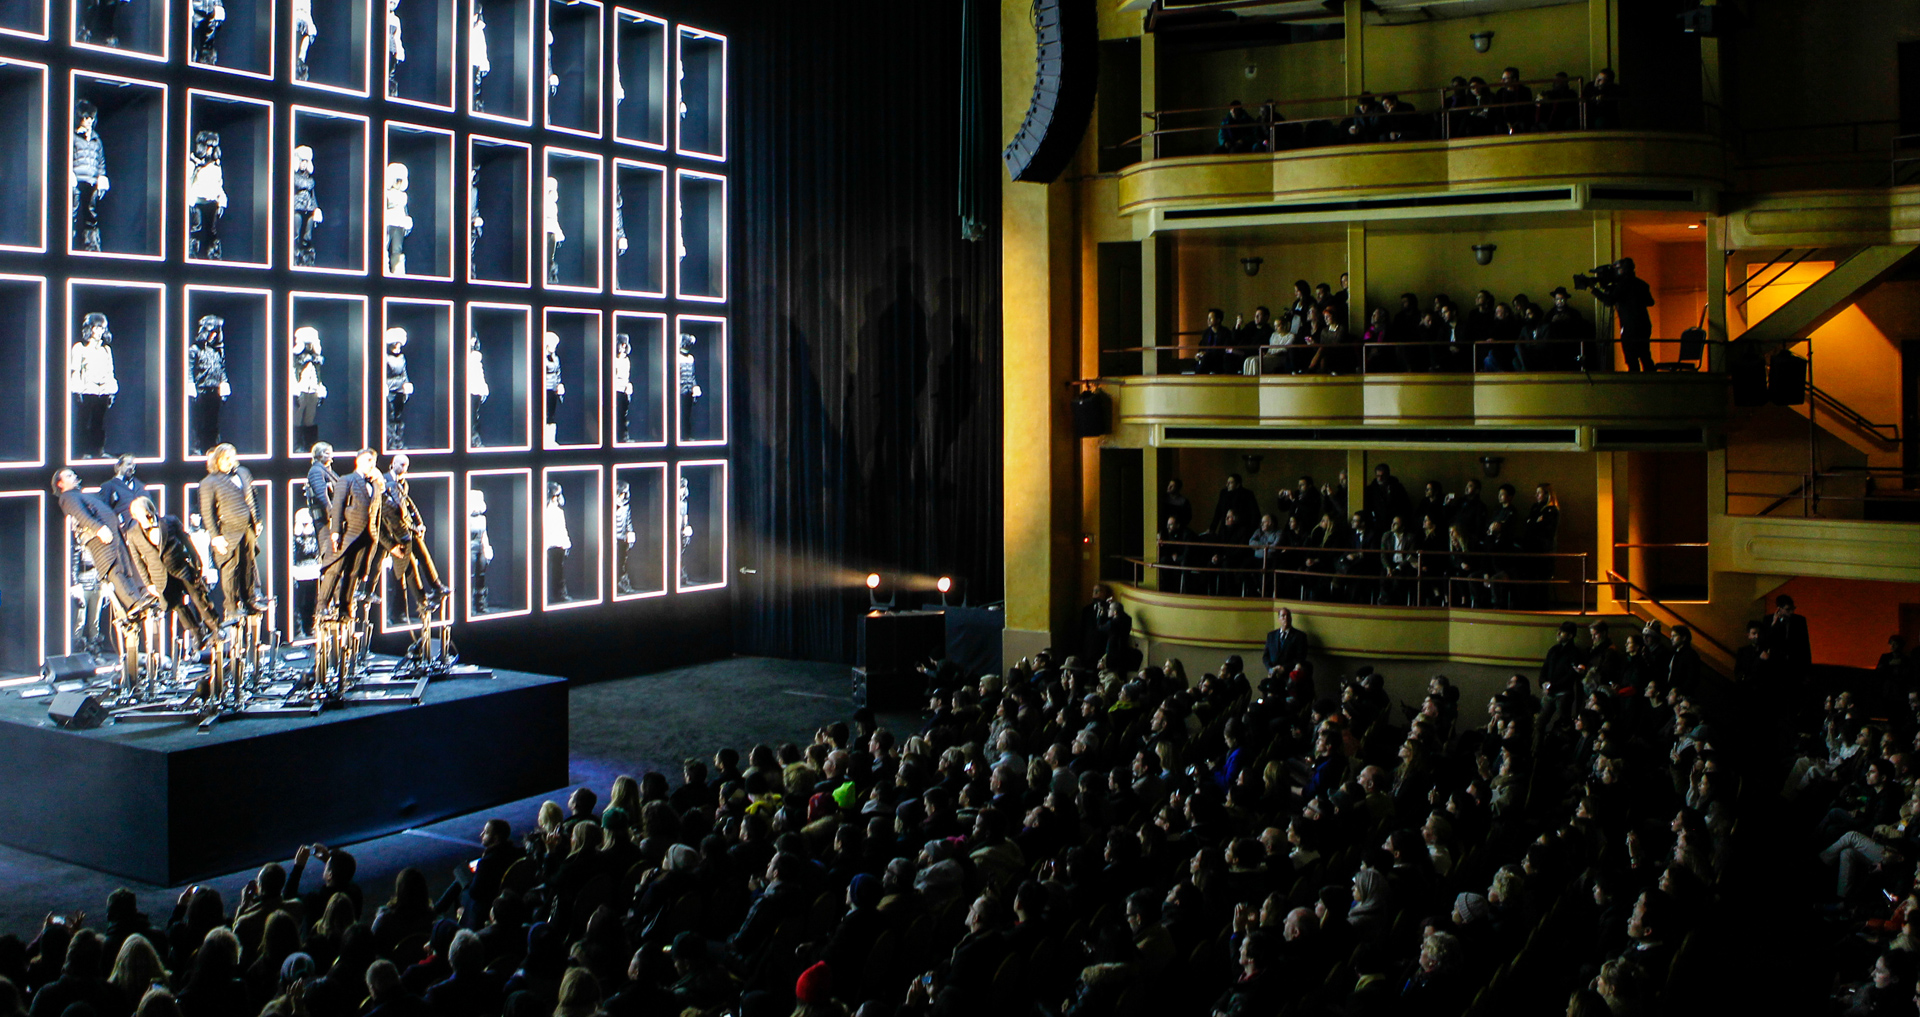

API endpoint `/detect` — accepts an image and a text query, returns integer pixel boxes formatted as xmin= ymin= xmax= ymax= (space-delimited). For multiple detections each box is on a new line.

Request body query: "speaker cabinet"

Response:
xmin=47 ymin=691 xmax=107 ymax=729
xmin=1769 ymin=349 xmax=1808 ymax=406
xmin=1002 ymin=0 xmax=1097 ymax=184
xmin=1071 ymin=388 xmax=1111 ymax=438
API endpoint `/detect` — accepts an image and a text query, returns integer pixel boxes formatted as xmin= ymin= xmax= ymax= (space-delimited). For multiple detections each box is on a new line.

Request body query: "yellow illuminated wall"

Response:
xmin=1360 ymin=3 xmax=1592 ymax=98
xmin=1363 ymin=221 xmax=1599 ymax=322
xmin=1175 ymin=231 xmax=1347 ymax=335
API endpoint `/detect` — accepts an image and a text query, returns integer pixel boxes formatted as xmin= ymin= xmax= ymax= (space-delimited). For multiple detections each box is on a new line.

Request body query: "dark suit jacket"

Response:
xmin=328 ymin=472 xmax=381 ymax=550
xmin=1764 ymin=613 xmax=1812 ymax=669
xmin=98 ymin=474 xmax=148 ymax=519
xmin=727 ymin=879 xmax=804 ymax=961
xmin=307 ymin=462 xmax=339 ymax=520
xmin=199 ymin=467 xmax=260 ymax=542
xmin=1264 ymin=626 xmax=1307 ymax=672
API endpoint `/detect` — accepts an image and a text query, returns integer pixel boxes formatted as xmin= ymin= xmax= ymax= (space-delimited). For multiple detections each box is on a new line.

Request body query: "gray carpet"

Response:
xmin=0 ymin=656 xmax=889 ymax=937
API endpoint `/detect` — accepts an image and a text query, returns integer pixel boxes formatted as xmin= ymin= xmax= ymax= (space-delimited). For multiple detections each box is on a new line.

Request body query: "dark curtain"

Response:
xmin=732 ymin=1 xmax=1004 ymax=663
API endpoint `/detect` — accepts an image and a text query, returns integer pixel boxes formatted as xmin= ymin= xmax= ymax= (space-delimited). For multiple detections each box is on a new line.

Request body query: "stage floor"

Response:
xmin=0 ymin=666 xmax=569 ymax=884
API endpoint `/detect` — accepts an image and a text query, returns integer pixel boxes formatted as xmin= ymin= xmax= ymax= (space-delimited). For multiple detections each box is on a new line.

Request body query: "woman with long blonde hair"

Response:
xmin=109 ymin=934 xmax=170 ymax=1002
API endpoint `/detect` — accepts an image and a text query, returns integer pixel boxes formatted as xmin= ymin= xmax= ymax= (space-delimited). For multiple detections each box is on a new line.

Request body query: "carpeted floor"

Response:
xmin=0 ymin=655 xmax=891 ymax=936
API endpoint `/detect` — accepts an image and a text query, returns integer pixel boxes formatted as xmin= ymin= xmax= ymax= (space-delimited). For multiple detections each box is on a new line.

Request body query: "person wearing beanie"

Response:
xmin=665 ymin=932 xmax=736 ymax=1014
xmin=820 ymin=877 xmax=885 ymax=990
xmin=794 ymin=961 xmax=831 ymax=1004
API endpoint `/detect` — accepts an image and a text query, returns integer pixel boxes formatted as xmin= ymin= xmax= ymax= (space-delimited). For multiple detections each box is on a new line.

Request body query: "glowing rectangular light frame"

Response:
xmin=285 ymin=477 xmax=322 ymax=645
xmin=542 ymin=0 xmax=605 ymax=140
xmin=611 ymin=8 xmax=667 ymax=150
xmin=542 ymin=145 xmax=604 ymax=294
xmin=386 ymin=0 xmax=460 ymax=113
xmin=289 ymin=104 xmax=372 ymax=277
xmin=0 ymin=59 xmax=50 ymax=254
xmin=673 ymin=167 xmax=726 ymax=304
xmin=65 ymin=278 xmax=165 ymax=466
xmin=380 ymin=297 xmax=457 ymax=456
xmin=0 ymin=0 xmax=49 ymax=41
xmin=188 ymin=0 xmax=275 ymax=81
xmin=181 ymin=285 xmax=275 ymax=463
xmin=466 ymin=133 xmax=534 ymax=289
xmin=541 ymin=305 xmax=602 ymax=450
xmin=465 ymin=466 xmax=533 ymax=622
xmin=611 ymin=157 xmax=667 ymax=299
xmin=674 ymin=458 xmax=727 ymax=593
xmin=382 ymin=120 xmax=456 ymax=281
xmin=609 ymin=461 xmax=666 ymax=601
xmin=0 ymin=491 xmax=46 ymax=670
xmin=0 ymin=274 xmax=48 ymax=469
xmin=184 ymin=88 xmax=275 ymax=270
xmin=468 ymin=0 xmax=535 ymax=126
xmin=540 ymin=463 xmax=603 ymax=611
xmin=70 ymin=0 xmax=169 ymax=63
xmin=69 ymin=70 xmax=169 ymax=263
xmin=673 ymin=313 xmax=727 ymax=448
xmin=673 ymin=24 xmax=726 ymax=163
xmin=465 ymin=300 xmax=534 ymax=453
xmin=285 ymin=290 xmax=370 ymax=459
xmin=611 ymin=310 xmax=666 ymax=449
xmin=377 ymin=469 xmax=456 ymax=633
xmin=292 ymin=0 xmax=373 ymax=99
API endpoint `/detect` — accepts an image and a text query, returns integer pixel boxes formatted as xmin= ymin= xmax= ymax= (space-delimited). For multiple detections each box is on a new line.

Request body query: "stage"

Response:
xmin=0 ymin=665 xmax=568 ymax=884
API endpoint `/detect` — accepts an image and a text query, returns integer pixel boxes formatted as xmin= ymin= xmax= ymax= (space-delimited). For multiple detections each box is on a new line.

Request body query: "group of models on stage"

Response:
xmin=56 ymin=443 xmax=445 ymax=665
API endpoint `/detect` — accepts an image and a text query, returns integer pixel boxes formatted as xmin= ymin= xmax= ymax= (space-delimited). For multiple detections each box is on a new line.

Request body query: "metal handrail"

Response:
xmin=1093 ymin=336 xmax=1719 ymax=377
xmin=1809 ymin=382 xmax=1901 ymax=445
xmin=1122 ymin=548 xmax=1592 ymax=612
xmin=1600 ymin=569 xmax=1738 ymax=662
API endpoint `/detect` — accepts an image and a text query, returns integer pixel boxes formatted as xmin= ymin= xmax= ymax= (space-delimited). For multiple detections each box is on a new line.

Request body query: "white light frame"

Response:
xmin=380 ymin=297 xmax=457 ymax=456
xmin=542 ymin=145 xmax=604 ymax=294
xmin=285 ymin=477 xmax=322 ymax=645
xmin=292 ymin=0 xmax=373 ymax=99
xmin=378 ymin=469 xmax=456 ymax=633
xmin=610 ymin=462 xmax=666 ymax=601
xmin=611 ymin=8 xmax=667 ymax=150
xmin=611 ymin=310 xmax=666 ymax=448
xmin=185 ymin=88 xmax=275 ymax=270
xmin=540 ymin=464 xmax=603 ymax=611
xmin=66 ymin=278 xmax=165 ymax=466
xmin=0 ymin=0 xmax=48 ymax=41
xmin=0 ymin=491 xmax=46 ymax=671
xmin=69 ymin=70 xmax=169 ymax=263
xmin=285 ymin=290 xmax=370 ymax=459
xmin=386 ymin=0 xmax=460 ymax=112
xmin=70 ymin=0 xmax=169 ymax=63
xmin=466 ymin=133 xmax=533 ymax=288
xmin=290 ymin=105 xmax=372 ymax=277
xmin=182 ymin=285 xmax=275 ymax=463
xmin=382 ymin=120 xmax=457 ymax=281
xmin=673 ymin=167 xmax=726 ymax=303
xmin=465 ymin=300 xmax=533 ymax=453
xmin=673 ymin=24 xmax=726 ymax=163
xmin=611 ymin=157 xmax=667 ymax=299
xmin=542 ymin=0 xmax=605 ymax=140
xmin=0 ymin=59 xmax=50 ymax=254
xmin=466 ymin=466 xmax=533 ymax=622
xmin=541 ymin=305 xmax=602 ymax=450
xmin=187 ymin=0 xmax=275 ymax=81
xmin=674 ymin=458 xmax=727 ymax=593
xmin=468 ymin=0 xmax=535 ymax=126
xmin=674 ymin=313 xmax=728 ymax=448
xmin=0 ymin=274 xmax=48 ymax=469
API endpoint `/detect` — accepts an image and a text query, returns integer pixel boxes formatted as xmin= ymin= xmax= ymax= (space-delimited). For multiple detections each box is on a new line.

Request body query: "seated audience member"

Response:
xmin=1583 ymin=67 xmax=1622 ymax=128
xmin=1536 ymin=71 xmax=1579 ymax=130
xmin=1379 ymin=94 xmax=1425 ymax=141
xmin=1196 ymin=308 xmax=1239 ymax=375
xmin=1159 ymin=515 xmax=1199 ymax=593
xmin=1493 ymin=67 xmax=1534 ymax=132
xmin=1218 ymin=100 xmax=1259 ymax=153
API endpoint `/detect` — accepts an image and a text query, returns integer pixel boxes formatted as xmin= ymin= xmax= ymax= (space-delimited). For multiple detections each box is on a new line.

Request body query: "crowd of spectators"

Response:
xmin=1192 ymin=280 xmax=1606 ymax=377
xmin=1214 ymin=67 xmax=1623 ymax=154
xmin=1155 ymin=465 xmax=1563 ymax=609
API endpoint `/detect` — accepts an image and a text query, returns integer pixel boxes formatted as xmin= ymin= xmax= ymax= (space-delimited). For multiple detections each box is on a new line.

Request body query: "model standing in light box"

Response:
xmin=543 ymin=176 xmax=563 ymax=284
xmin=189 ymin=314 xmax=230 ymax=455
xmin=467 ymin=331 xmax=488 ymax=446
xmin=72 ymin=101 xmax=109 ymax=253
xmin=386 ymin=0 xmax=405 ymax=97
xmin=678 ymin=330 xmax=702 ymax=402
xmin=190 ymin=0 xmax=225 ymax=64
xmin=70 ymin=312 xmax=118 ymax=460
xmin=293 ymin=0 xmax=317 ymax=80
xmin=188 ymin=130 xmax=227 ymax=261
xmin=385 ymin=162 xmax=412 ymax=274
xmin=611 ymin=331 xmax=631 ymax=442
xmin=293 ymin=145 xmax=323 ymax=266
xmin=384 ymin=326 xmax=412 ymax=449
xmin=291 ymin=325 xmax=327 ymax=452
xmin=542 ymin=329 xmax=563 ymax=445
xmin=544 ymin=480 xmax=569 ymax=602
xmin=468 ymin=488 xmax=491 ymax=612
xmin=471 ymin=0 xmax=490 ymax=111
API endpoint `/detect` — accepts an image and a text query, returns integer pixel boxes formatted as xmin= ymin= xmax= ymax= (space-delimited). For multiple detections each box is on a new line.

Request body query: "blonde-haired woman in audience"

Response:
xmin=109 ymin=934 xmax=169 ymax=1002
xmin=601 ymin=774 xmax=642 ymax=832
xmin=536 ymin=799 xmax=565 ymax=837
xmin=136 ymin=988 xmax=182 ymax=1017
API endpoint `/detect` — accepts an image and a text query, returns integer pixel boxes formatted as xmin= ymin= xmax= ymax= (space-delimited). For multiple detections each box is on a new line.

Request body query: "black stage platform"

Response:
xmin=0 ymin=667 xmax=569 ymax=884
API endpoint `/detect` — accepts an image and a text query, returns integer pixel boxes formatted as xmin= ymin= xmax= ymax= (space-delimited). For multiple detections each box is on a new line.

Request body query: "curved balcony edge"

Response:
xmin=1726 ymin=185 xmax=1920 ymax=249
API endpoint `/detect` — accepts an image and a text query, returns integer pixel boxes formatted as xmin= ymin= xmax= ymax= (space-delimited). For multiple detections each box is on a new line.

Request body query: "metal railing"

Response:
xmin=1599 ymin=569 xmax=1739 ymax=663
xmin=1727 ymin=467 xmax=1920 ymax=520
xmin=1125 ymin=541 xmax=1592 ymax=613
xmin=1097 ymin=336 xmax=1718 ymax=378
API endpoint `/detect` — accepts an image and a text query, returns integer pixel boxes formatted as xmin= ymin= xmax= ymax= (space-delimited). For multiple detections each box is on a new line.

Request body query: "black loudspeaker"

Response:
xmin=858 ymin=610 xmax=947 ymax=673
xmin=48 ymin=691 xmax=107 ymax=730
xmin=1732 ymin=353 xmax=1768 ymax=407
xmin=1071 ymin=388 xmax=1112 ymax=437
xmin=1002 ymin=0 xmax=1098 ymax=184
xmin=1769 ymin=349 xmax=1808 ymax=405
xmin=45 ymin=653 xmax=102 ymax=683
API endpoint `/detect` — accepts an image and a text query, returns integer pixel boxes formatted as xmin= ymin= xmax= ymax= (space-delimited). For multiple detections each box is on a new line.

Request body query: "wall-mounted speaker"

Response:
xmin=1071 ymin=388 xmax=1111 ymax=437
xmin=1002 ymin=0 xmax=1098 ymax=184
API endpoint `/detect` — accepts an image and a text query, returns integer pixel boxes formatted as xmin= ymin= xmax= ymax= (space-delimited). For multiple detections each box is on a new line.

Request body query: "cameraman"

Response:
xmin=1585 ymin=258 xmax=1656 ymax=372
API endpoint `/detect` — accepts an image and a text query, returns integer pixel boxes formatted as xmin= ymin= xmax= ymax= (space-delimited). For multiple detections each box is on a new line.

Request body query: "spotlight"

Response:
xmin=936 ymin=576 xmax=952 ymax=594
xmin=866 ymin=573 xmax=895 ymax=610
xmin=1469 ymin=31 xmax=1493 ymax=53
xmin=865 ymin=573 xmax=880 ymax=590
xmin=1472 ymin=244 xmax=1497 ymax=266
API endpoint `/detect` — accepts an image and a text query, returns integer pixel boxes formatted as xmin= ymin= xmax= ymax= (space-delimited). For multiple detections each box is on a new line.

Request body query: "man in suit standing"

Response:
xmin=1264 ymin=607 xmax=1307 ymax=674
xmin=53 ymin=468 xmax=154 ymax=617
xmin=379 ymin=453 xmax=446 ymax=619
xmin=124 ymin=495 xmax=220 ymax=650
xmin=305 ymin=442 xmax=338 ymax=529
xmin=1763 ymin=594 xmax=1813 ymax=676
xmin=317 ymin=448 xmax=385 ymax=624
xmin=201 ymin=443 xmax=267 ymax=624
xmin=98 ymin=454 xmax=148 ymax=521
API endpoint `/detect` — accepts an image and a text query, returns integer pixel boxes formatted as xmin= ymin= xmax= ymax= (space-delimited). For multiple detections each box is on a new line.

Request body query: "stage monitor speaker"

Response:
xmin=1071 ymin=388 xmax=1111 ymax=437
xmin=1769 ymin=349 xmax=1808 ymax=405
xmin=1002 ymin=0 xmax=1098 ymax=184
xmin=45 ymin=654 xmax=101 ymax=684
xmin=858 ymin=609 xmax=947 ymax=674
xmin=48 ymin=691 xmax=107 ymax=730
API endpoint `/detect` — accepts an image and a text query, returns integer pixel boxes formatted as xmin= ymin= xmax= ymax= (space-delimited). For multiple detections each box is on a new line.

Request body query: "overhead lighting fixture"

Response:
xmin=1472 ymin=244 xmax=1497 ymax=266
xmin=1240 ymin=256 xmax=1263 ymax=277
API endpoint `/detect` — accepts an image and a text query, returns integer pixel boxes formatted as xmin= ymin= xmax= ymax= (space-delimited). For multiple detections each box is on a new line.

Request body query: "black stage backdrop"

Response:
xmin=731 ymin=1 xmax=1005 ymax=663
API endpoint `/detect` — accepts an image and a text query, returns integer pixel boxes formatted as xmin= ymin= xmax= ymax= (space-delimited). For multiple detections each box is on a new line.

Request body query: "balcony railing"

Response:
xmin=1123 ymin=541 xmax=1594 ymax=613
xmin=1098 ymin=336 xmax=1716 ymax=378
xmin=1728 ymin=468 xmax=1920 ymax=522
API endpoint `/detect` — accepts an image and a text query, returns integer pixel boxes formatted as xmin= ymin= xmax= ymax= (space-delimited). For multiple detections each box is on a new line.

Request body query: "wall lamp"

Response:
xmin=1480 ymin=456 xmax=1504 ymax=478
xmin=1472 ymin=244 xmax=1497 ymax=266
xmin=1241 ymin=453 xmax=1264 ymax=475
xmin=1470 ymin=31 xmax=1494 ymax=53
xmin=1240 ymin=256 xmax=1263 ymax=277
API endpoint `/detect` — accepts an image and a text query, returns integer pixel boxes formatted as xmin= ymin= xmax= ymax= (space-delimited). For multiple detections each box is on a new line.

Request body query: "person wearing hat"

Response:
xmin=665 ymin=931 xmax=738 ymax=1013
xmin=1545 ymin=287 xmax=1590 ymax=371
xmin=819 ymin=875 xmax=884 ymax=998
